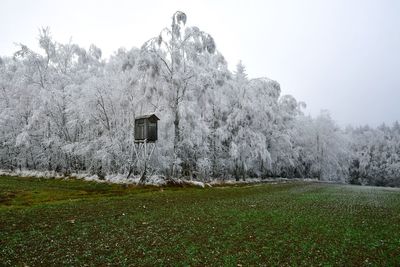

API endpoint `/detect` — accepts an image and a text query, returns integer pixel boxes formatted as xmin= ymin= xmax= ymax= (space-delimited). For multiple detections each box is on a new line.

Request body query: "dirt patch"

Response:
xmin=0 ymin=191 xmax=18 ymax=205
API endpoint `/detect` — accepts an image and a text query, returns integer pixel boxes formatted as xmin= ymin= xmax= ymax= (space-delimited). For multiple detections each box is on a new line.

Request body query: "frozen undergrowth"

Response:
xmin=0 ymin=169 xmax=320 ymax=188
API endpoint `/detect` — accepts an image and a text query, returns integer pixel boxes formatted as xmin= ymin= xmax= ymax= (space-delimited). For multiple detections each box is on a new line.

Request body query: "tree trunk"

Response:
xmin=234 ymin=160 xmax=239 ymax=181
xmin=173 ymin=107 xmax=180 ymax=154
xmin=126 ymin=166 xmax=134 ymax=179
xmin=139 ymin=161 xmax=147 ymax=184
xmin=241 ymin=161 xmax=246 ymax=181
xmin=173 ymin=106 xmax=180 ymax=177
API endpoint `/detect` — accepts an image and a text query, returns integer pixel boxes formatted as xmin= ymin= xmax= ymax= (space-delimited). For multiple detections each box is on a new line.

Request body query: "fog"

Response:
xmin=1 ymin=0 xmax=399 ymax=126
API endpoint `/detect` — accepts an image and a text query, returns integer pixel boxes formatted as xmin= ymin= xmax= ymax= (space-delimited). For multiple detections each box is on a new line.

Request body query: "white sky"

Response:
xmin=1 ymin=0 xmax=399 ymax=127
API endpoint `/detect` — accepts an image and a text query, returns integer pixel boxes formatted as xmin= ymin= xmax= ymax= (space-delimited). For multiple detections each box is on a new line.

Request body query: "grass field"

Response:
xmin=1 ymin=176 xmax=400 ymax=266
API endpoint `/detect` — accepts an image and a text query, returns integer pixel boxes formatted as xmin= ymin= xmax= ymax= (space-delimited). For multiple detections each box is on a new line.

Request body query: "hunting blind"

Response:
xmin=134 ymin=114 xmax=160 ymax=142
xmin=132 ymin=113 xmax=159 ymax=184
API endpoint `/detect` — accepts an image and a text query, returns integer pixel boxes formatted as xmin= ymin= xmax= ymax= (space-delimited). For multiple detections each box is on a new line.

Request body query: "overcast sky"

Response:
xmin=1 ymin=0 xmax=399 ymax=126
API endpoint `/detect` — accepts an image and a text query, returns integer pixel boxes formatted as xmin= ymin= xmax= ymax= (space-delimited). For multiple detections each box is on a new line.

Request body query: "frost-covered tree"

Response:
xmin=347 ymin=122 xmax=400 ymax=186
xmin=140 ymin=11 xmax=217 ymax=175
xmin=0 ymin=12 xmax=398 ymax=186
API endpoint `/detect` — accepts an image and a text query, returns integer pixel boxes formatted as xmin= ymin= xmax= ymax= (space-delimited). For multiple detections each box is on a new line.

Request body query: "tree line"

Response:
xmin=0 ymin=12 xmax=399 ymax=186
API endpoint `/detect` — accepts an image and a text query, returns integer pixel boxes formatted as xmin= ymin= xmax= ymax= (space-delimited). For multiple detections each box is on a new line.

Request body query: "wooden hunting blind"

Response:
xmin=134 ymin=114 xmax=160 ymax=142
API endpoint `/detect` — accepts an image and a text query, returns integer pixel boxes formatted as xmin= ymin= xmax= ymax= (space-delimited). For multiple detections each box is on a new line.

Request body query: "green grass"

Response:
xmin=1 ymin=176 xmax=400 ymax=266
